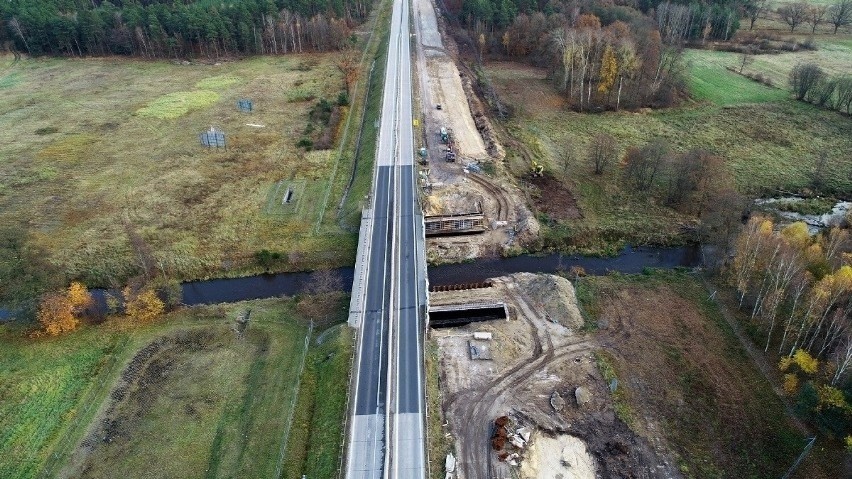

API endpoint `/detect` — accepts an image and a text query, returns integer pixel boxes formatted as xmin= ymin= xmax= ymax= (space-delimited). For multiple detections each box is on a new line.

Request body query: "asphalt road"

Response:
xmin=346 ymin=0 xmax=427 ymax=477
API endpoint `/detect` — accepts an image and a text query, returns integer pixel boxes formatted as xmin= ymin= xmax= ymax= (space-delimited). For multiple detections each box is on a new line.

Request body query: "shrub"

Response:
xmin=123 ymin=287 xmax=165 ymax=324
xmin=790 ymin=63 xmax=824 ymax=100
xmin=800 ymin=37 xmax=817 ymax=51
xmin=337 ymin=91 xmax=349 ymax=106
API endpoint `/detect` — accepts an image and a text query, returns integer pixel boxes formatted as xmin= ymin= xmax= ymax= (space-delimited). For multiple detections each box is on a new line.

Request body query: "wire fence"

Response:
xmin=336 ymin=327 xmax=359 ymax=479
xmin=273 ymin=320 xmax=314 ymax=479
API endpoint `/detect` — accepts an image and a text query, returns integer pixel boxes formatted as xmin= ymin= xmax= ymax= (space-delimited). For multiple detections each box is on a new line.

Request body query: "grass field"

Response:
xmin=281 ymin=323 xmax=354 ymax=479
xmin=684 ymin=49 xmax=789 ymax=104
xmin=485 ymin=60 xmax=852 ymax=251
xmin=0 ymin=296 xmax=352 ymax=479
xmin=688 ymin=36 xmax=852 ymax=94
xmin=425 ymin=342 xmax=453 ymax=479
xmin=577 ymin=271 xmax=839 ymax=478
xmin=0 ymin=325 xmax=125 ymax=479
xmin=0 ymin=53 xmax=359 ymax=307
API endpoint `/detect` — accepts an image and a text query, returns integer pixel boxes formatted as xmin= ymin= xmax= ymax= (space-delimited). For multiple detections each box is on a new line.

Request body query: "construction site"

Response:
xmin=407 ymin=0 xmax=831 ymax=478
xmin=408 ymin=2 xmax=770 ymax=478
xmin=427 ymin=273 xmax=681 ymax=479
xmin=412 ymin=0 xmax=538 ymax=264
xmin=409 ymin=2 xmax=620 ymax=475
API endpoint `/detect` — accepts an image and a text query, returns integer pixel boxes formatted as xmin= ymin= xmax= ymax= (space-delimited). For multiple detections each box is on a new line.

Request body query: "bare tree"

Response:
xmin=588 ymin=134 xmax=618 ymax=175
xmin=558 ymin=144 xmax=576 ymax=179
xmin=657 ymin=2 xmax=694 ymax=44
xmin=738 ymin=46 xmax=755 ymax=73
xmin=778 ymin=270 xmax=812 ymax=355
xmin=623 ymin=139 xmax=668 ymax=191
xmin=304 ymin=269 xmax=344 ymax=295
xmin=662 ymin=149 xmax=708 ymax=206
xmin=297 ymin=269 xmax=345 ymax=324
xmin=744 ymin=0 xmax=771 ymax=30
xmin=699 ymin=187 xmax=745 ymax=261
xmin=807 ymin=5 xmax=830 ymax=33
xmin=789 ymin=62 xmax=825 ymax=100
xmin=811 ymin=152 xmax=830 ymax=190
xmin=827 ymin=0 xmax=852 ymax=33
xmin=730 ymin=216 xmax=775 ymax=306
xmin=8 ymin=17 xmax=32 ymax=56
xmin=824 ymin=227 xmax=851 ymax=267
xmin=124 ymin=221 xmax=157 ymax=281
xmin=760 ymin=240 xmax=806 ymax=352
xmin=778 ymin=2 xmax=809 ymax=32
xmin=831 ymin=328 xmax=852 ymax=385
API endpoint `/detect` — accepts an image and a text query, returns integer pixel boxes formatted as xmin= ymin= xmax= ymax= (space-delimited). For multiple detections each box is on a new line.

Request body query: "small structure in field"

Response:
xmin=200 ymin=127 xmax=226 ymax=149
xmin=237 ymin=99 xmax=253 ymax=112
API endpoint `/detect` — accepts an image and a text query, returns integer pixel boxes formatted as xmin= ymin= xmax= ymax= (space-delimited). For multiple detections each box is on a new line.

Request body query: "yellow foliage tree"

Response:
xmin=782 ymin=373 xmax=799 ymax=395
xmin=805 ymin=243 xmax=825 ymax=267
xmin=66 ymin=281 xmax=93 ymax=312
xmin=793 ymin=349 xmax=819 ymax=374
xmin=781 ymin=221 xmax=810 ymax=249
xmin=123 ymin=287 xmax=165 ymax=324
xmin=817 ymin=384 xmax=849 ymax=411
xmin=598 ymin=44 xmax=617 ymax=93
xmin=845 ymin=435 xmax=852 ymax=453
xmin=37 ymin=292 xmax=78 ymax=336
xmin=779 ymin=356 xmax=795 ymax=372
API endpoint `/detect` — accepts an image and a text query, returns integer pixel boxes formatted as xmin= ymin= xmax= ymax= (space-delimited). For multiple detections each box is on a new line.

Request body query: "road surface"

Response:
xmin=346 ymin=0 xmax=428 ymax=477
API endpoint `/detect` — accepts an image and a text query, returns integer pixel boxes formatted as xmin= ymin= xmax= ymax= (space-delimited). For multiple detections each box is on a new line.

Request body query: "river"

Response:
xmin=182 ymin=244 xmax=699 ymax=305
xmin=1 ymin=244 xmax=699 ymax=319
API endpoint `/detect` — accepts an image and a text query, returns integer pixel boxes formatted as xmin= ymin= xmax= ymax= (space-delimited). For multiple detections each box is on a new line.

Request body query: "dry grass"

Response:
xmin=0 ymin=54 xmax=356 ymax=300
xmin=581 ymin=271 xmax=838 ymax=479
xmin=488 ymin=63 xmax=852 ymax=200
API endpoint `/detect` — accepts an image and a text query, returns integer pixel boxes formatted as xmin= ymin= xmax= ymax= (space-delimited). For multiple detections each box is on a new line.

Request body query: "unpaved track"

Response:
xmin=413 ymin=0 xmax=487 ymax=163
xmin=442 ymin=279 xmax=592 ymax=478
xmin=468 ymin=173 xmax=509 ymax=221
xmin=699 ymin=278 xmax=812 ymax=436
xmin=436 ymin=276 xmax=681 ymax=479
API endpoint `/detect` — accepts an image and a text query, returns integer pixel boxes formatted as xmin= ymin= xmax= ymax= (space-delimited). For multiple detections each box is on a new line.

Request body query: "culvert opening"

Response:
xmin=429 ymin=302 xmax=507 ymax=328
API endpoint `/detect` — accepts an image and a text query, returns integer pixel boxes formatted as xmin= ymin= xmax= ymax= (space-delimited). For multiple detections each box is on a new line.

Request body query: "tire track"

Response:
xmin=446 ymin=281 xmax=591 ymax=479
xmin=468 ymin=173 xmax=509 ymax=221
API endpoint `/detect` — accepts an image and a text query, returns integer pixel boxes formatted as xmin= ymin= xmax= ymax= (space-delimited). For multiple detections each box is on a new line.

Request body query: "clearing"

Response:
xmin=427 ymin=271 xmax=838 ymax=478
xmin=482 ymin=60 xmax=852 ymax=251
xmin=0 ymin=53 xmax=357 ymax=306
xmin=579 ymin=271 xmax=838 ymax=478
xmin=686 ymin=34 xmax=852 ymax=98
xmin=0 ymin=296 xmax=352 ymax=479
xmin=684 ymin=49 xmax=789 ymax=105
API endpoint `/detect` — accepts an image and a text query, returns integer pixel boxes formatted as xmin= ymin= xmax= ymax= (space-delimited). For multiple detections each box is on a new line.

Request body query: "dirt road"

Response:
xmin=431 ymin=274 xmax=678 ymax=479
xmin=413 ymin=0 xmax=487 ymax=163
xmin=412 ymin=0 xmax=540 ymax=264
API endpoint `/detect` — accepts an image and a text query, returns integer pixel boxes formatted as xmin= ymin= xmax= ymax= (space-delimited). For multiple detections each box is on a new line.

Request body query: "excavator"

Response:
xmin=531 ymin=159 xmax=544 ymax=177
